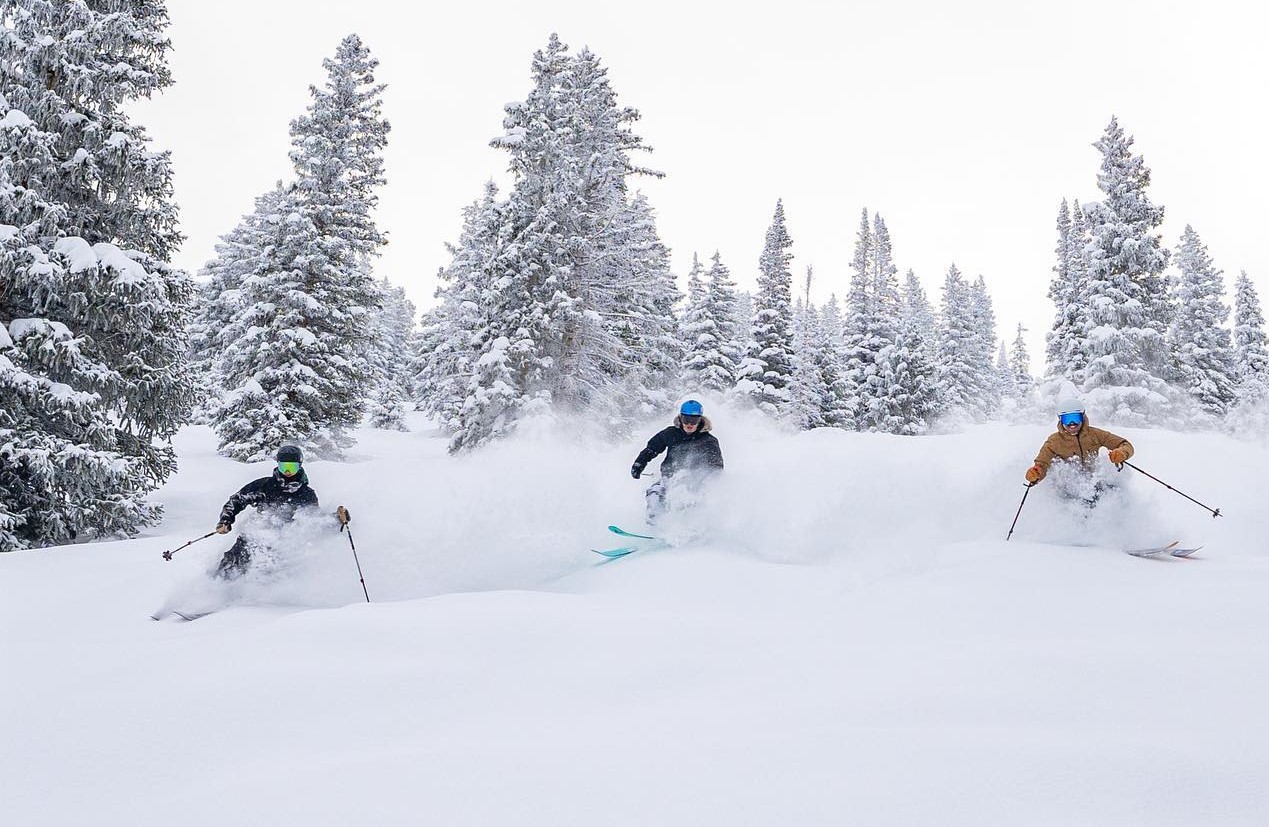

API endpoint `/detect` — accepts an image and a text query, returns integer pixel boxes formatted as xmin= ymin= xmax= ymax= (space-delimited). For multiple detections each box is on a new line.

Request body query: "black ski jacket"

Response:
xmin=633 ymin=421 xmax=724 ymax=478
xmin=218 ymin=468 xmax=320 ymax=528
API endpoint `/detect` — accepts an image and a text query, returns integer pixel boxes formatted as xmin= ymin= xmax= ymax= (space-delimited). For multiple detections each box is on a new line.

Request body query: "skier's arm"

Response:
xmin=218 ymin=480 xmax=265 ymax=528
xmin=632 ymin=430 xmax=672 ymax=477
xmin=1030 ymin=437 xmax=1060 ymax=481
xmin=706 ymin=437 xmax=724 ymax=470
xmin=1098 ymin=429 xmax=1133 ymax=464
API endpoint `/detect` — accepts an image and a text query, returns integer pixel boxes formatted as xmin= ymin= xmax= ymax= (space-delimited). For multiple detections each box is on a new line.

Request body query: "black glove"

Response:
xmin=631 ymin=462 xmax=645 ymax=479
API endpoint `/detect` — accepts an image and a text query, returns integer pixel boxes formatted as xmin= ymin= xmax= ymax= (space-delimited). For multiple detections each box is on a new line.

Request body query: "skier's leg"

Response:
xmin=214 ymin=536 xmax=253 ymax=580
xmin=645 ymin=480 xmax=667 ymax=525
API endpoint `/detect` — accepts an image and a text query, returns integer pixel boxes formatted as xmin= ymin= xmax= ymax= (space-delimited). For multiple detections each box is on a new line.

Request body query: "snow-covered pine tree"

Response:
xmin=1168 ymin=226 xmax=1237 ymax=422
xmin=934 ymin=264 xmax=988 ymax=421
xmin=413 ymin=181 xmax=502 ymax=432
xmin=789 ymin=267 xmax=828 ymax=429
xmin=969 ymin=275 xmax=1003 ymax=416
xmin=695 ymin=250 xmax=743 ymax=394
xmin=836 ymin=208 xmax=873 ymax=430
xmin=1044 ymin=198 xmax=1091 ymax=385
xmin=213 ymin=34 xmax=390 ymax=460
xmin=1009 ymin=323 xmax=1036 ymax=408
xmin=862 ymin=214 xmax=914 ymax=433
xmin=679 ymin=253 xmax=714 ymax=386
xmin=450 ymin=36 xmax=668 ymax=450
xmin=365 ymin=278 xmax=417 ymax=430
xmin=0 ymin=1 xmax=193 ymax=547
xmin=735 ymin=199 xmax=796 ymax=417
xmin=187 ymin=184 xmax=287 ymax=422
xmin=816 ymin=294 xmax=854 ymax=427
xmin=1228 ymin=270 xmax=1269 ymax=433
xmin=1080 ymin=117 xmax=1174 ymax=424
xmin=1233 ymin=271 xmax=1269 ymax=384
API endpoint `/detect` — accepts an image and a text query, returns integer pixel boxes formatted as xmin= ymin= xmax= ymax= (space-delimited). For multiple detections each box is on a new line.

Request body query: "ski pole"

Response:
xmin=342 ymin=523 xmax=371 ymax=602
xmin=1117 ymin=461 xmax=1222 ymax=518
xmin=1006 ymin=482 xmax=1035 ymax=541
xmin=161 ymin=531 xmax=218 ymax=561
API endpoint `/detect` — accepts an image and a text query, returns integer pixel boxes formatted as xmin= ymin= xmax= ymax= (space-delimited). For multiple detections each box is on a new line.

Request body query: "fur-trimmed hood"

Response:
xmin=673 ymin=414 xmax=713 ymax=432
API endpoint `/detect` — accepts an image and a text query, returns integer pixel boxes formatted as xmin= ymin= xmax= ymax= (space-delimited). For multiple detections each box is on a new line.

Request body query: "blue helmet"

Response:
xmin=680 ymin=399 xmax=704 ymax=416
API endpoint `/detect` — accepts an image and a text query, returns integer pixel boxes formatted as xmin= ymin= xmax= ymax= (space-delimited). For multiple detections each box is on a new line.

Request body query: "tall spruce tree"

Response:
xmin=697 ymin=250 xmax=743 ymax=394
xmin=447 ymin=36 xmax=671 ymax=450
xmin=212 ymin=34 xmax=390 ymax=460
xmin=1080 ymin=117 xmax=1173 ymax=423
xmin=365 ymin=278 xmax=417 ymax=431
xmin=1168 ymin=226 xmax=1237 ymax=421
xmin=935 ymin=264 xmax=991 ymax=420
xmin=1228 ymin=270 xmax=1269 ymax=432
xmin=736 ymin=199 xmax=796 ymax=417
xmin=837 ymin=208 xmax=873 ymax=429
xmin=0 ymin=0 xmax=192 ymax=548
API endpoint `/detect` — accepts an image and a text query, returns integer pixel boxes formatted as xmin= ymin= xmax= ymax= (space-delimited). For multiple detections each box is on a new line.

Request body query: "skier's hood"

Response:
xmin=673 ymin=414 xmax=713 ymax=433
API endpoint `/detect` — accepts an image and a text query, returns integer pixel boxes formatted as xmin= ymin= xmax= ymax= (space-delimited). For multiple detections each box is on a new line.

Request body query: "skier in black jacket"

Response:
xmin=213 ymin=445 xmax=350 ymax=579
xmin=631 ymin=400 xmax=724 ymax=524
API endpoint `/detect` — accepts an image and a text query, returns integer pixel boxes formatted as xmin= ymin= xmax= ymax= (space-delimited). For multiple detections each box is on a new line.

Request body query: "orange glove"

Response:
xmin=1024 ymin=464 xmax=1044 ymax=484
xmin=1108 ymin=448 xmax=1128 ymax=465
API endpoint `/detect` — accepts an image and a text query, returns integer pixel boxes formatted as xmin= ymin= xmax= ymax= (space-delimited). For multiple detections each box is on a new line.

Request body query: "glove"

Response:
xmin=1024 ymin=464 xmax=1044 ymax=484
xmin=215 ymin=523 xmax=231 ymax=535
xmin=1108 ymin=448 xmax=1128 ymax=465
xmin=631 ymin=462 xmax=645 ymax=479
xmin=336 ymin=505 xmax=351 ymax=526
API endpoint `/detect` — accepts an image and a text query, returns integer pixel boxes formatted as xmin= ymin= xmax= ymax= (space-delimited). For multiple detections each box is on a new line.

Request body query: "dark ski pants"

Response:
xmin=215 ymin=536 xmax=255 ymax=580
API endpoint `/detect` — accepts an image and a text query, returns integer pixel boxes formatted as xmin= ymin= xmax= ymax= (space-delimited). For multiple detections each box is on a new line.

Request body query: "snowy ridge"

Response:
xmin=3 ymin=414 xmax=1269 ymax=825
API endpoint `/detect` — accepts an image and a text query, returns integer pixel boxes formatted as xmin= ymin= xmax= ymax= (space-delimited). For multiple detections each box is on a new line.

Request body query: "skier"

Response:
xmin=1024 ymin=398 xmax=1133 ymax=504
xmin=630 ymin=400 xmax=724 ymax=524
xmin=213 ymin=445 xmax=350 ymax=579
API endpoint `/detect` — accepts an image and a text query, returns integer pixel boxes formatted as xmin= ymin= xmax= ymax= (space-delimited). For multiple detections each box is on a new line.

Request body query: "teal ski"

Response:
xmin=592 ymin=545 xmax=641 ymax=559
xmin=608 ymin=525 xmax=658 ymax=540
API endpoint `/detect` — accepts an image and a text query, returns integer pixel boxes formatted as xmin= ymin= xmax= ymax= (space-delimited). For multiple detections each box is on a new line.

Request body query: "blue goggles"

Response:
xmin=1058 ymin=412 xmax=1084 ymax=427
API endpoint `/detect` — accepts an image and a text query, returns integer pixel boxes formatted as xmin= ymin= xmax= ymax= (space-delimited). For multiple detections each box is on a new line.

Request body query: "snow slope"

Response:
xmin=4 ymin=413 xmax=1269 ymax=826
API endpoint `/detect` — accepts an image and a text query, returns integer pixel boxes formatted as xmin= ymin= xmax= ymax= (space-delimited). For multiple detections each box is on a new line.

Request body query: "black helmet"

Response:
xmin=276 ymin=445 xmax=303 ymax=464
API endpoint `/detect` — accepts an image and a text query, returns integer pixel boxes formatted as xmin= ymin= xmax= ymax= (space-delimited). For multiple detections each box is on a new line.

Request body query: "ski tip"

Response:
xmin=1171 ymin=546 xmax=1204 ymax=558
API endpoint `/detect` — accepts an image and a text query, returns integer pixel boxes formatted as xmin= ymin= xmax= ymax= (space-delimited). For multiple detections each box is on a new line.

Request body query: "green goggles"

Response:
xmin=277 ymin=461 xmax=301 ymax=476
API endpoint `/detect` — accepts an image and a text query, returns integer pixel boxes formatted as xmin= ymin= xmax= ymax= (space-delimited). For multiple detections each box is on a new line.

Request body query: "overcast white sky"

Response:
xmin=135 ymin=0 xmax=1268 ymax=364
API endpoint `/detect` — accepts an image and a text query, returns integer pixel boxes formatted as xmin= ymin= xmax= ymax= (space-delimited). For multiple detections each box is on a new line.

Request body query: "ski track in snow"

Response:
xmin=3 ymin=412 xmax=1269 ymax=826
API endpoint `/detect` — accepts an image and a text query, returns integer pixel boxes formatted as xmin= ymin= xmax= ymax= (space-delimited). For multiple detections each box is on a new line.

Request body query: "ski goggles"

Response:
xmin=277 ymin=460 xmax=301 ymax=476
xmin=1058 ymin=412 xmax=1084 ymax=427
xmin=680 ymin=414 xmax=703 ymax=426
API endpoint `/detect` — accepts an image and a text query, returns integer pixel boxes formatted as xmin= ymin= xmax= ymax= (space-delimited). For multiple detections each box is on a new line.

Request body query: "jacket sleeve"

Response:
xmin=219 ymin=480 xmax=265 ymax=527
xmin=1096 ymin=428 xmax=1133 ymax=460
xmin=634 ymin=429 xmax=673 ymax=467
xmin=1032 ymin=435 xmax=1060 ymax=478
xmin=705 ymin=436 xmax=724 ymax=470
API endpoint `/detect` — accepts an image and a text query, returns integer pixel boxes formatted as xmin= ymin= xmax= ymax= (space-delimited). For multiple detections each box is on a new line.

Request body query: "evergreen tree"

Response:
xmin=1168 ymin=225 xmax=1237 ymax=421
xmin=1080 ymin=117 xmax=1173 ymax=423
xmin=1045 ymin=198 xmax=1092 ymax=384
xmin=837 ymin=208 xmax=873 ymax=429
xmin=213 ymin=35 xmax=390 ymax=460
xmin=1228 ymin=270 xmax=1269 ymax=432
xmin=449 ymin=36 xmax=670 ymax=450
xmin=413 ymin=182 xmax=502 ymax=432
xmin=862 ymin=214 xmax=909 ymax=432
xmin=0 ymin=1 xmax=192 ymax=548
xmin=1232 ymin=271 xmax=1269 ymax=383
xmin=696 ymin=250 xmax=743 ymax=394
xmin=1009 ymin=323 xmax=1036 ymax=403
xmin=365 ymin=278 xmax=417 ymax=431
xmin=969 ymin=275 xmax=1002 ymax=415
xmin=188 ymin=184 xmax=286 ymax=421
xmin=935 ymin=264 xmax=993 ymax=420
xmin=735 ymin=199 xmax=796 ymax=417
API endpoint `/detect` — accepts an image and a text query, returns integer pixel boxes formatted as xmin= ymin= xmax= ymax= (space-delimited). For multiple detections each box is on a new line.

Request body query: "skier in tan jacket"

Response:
xmin=1025 ymin=397 xmax=1133 ymax=487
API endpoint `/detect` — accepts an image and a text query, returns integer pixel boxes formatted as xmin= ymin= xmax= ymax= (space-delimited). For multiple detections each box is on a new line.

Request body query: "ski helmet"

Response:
xmin=276 ymin=445 xmax=303 ymax=464
xmin=680 ymin=399 xmax=704 ymax=417
xmin=1055 ymin=397 xmax=1085 ymax=417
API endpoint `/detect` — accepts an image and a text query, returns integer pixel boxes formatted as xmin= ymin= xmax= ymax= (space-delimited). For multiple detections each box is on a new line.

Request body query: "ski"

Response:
xmin=608 ymin=525 xmax=658 ymax=540
xmin=1171 ymin=546 xmax=1203 ymax=558
xmin=592 ymin=545 xmax=641 ymax=559
xmin=150 ymin=609 xmax=216 ymax=622
xmin=1124 ymin=541 xmax=1180 ymax=558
